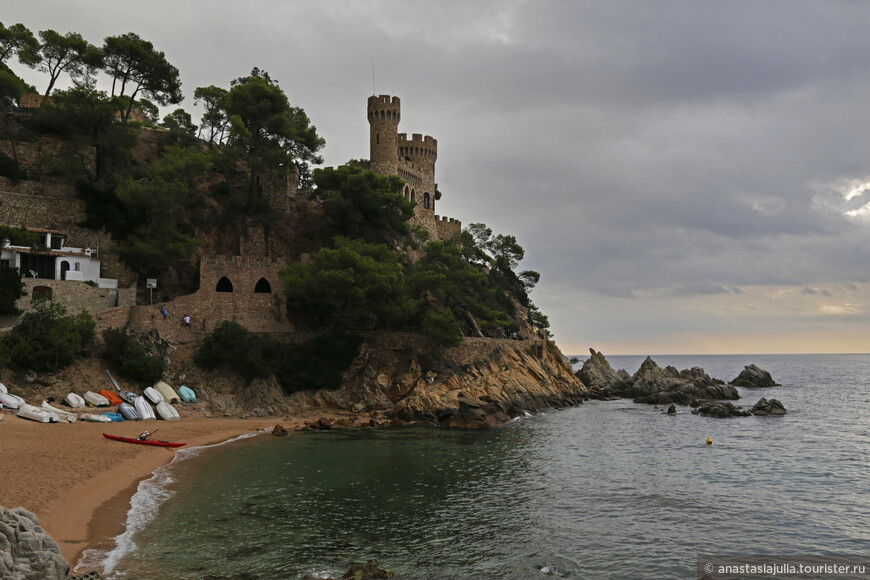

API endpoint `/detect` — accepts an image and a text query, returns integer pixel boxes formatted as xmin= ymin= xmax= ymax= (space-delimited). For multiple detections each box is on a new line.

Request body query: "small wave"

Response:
xmin=74 ymin=430 xmax=266 ymax=577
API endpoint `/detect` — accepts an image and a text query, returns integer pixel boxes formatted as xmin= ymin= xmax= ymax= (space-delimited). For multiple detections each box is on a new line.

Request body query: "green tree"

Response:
xmin=35 ymin=86 xmax=138 ymax=180
xmin=225 ymin=68 xmax=324 ymax=205
xmin=101 ymin=328 xmax=165 ymax=384
xmin=0 ymin=22 xmax=39 ymax=65
xmin=409 ymin=241 xmax=512 ymax=344
xmin=23 ymin=29 xmax=102 ymax=96
xmin=280 ymin=237 xmax=415 ymax=331
xmin=193 ymin=84 xmax=229 ymax=145
xmin=113 ymin=174 xmax=201 ymax=275
xmin=101 ymin=32 xmax=182 ymax=122
xmin=0 ymin=301 xmax=95 ymax=371
xmin=313 ymin=164 xmax=414 ymax=244
xmin=0 ymin=62 xmax=34 ymax=108
xmin=194 ymin=320 xmax=269 ymax=381
xmin=0 ymin=265 xmax=24 ymax=315
xmin=160 ymin=108 xmax=197 ymax=146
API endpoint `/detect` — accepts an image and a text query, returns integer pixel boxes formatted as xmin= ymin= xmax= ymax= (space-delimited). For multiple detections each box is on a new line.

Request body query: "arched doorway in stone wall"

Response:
xmin=254 ymin=278 xmax=272 ymax=293
xmin=216 ymin=276 xmax=234 ymax=292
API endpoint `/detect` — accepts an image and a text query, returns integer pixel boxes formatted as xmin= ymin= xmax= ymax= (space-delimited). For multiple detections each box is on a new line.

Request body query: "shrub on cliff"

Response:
xmin=194 ymin=320 xmax=361 ymax=393
xmin=101 ymin=328 xmax=165 ymax=384
xmin=0 ymin=301 xmax=95 ymax=371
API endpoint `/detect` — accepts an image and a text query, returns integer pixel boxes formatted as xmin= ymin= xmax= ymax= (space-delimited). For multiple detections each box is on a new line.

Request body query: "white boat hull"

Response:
xmin=18 ymin=404 xmax=59 ymax=423
xmin=83 ymin=391 xmax=111 ymax=407
xmin=42 ymin=401 xmax=77 ymax=423
xmin=64 ymin=393 xmax=86 ymax=408
xmin=134 ymin=396 xmax=156 ymax=420
xmin=155 ymin=401 xmax=180 ymax=421
xmin=0 ymin=393 xmax=25 ymax=409
xmin=143 ymin=387 xmax=164 ymax=405
xmin=80 ymin=413 xmax=112 ymax=423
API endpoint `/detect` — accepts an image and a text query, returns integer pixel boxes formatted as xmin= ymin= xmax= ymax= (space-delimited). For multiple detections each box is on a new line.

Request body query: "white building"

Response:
xmin=0 ymin=228 xmax=117 ymax=288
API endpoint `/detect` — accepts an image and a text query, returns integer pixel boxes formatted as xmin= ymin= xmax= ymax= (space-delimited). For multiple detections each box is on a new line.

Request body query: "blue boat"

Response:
xmin=177 ymin=385 xmax=196 ymax=403
xmin=102 ymin=412 xmax=125 ymax=422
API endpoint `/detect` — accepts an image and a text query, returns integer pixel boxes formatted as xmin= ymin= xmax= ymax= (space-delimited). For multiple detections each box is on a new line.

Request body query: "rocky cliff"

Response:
xmin=198 ymin=335 xmax=588 ymax=428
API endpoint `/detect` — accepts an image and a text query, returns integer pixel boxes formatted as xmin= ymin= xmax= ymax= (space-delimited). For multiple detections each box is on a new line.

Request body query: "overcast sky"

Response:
xmin=5 ymin=1 xmax=870 ymax=354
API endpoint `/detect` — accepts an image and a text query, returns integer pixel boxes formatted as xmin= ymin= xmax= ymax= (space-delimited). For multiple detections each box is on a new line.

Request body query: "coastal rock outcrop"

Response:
xmin=576 ymin=348 xmax=631 ymax=398
xmin=0 ymin=506 xmax=69 ymax=580
xmin=750 ymin=397 xmax=787 ymax=416
xmin=194 ymin=336 xmax=587 ymax=428
xmin=691 ymin=401 xmax=750 ymax=418
xmin=729 ymin=364 xmax=780 ymax=388
xmin=576 ymin=351 xmax=739 ymax=406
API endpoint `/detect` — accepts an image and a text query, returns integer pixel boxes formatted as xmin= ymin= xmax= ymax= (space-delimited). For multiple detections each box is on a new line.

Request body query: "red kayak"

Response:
xmin=102 ymin=433 xmax=186 ymax=448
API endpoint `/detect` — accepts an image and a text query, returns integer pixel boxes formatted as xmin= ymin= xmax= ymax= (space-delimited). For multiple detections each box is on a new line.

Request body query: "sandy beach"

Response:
xmin=0 ymin=411 xmax=288 ymax=570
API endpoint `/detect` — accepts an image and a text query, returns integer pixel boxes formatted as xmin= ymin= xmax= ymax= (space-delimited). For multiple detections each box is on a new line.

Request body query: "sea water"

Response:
xmin=81 ymin=354 xmax=870 ymax=579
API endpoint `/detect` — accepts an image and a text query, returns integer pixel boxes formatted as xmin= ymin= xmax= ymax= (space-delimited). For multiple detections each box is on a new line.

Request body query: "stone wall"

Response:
xmin=0 ymin=190 xmax=84 ymax=227
xmin=15 ymin=279 xmax=136 ymax=317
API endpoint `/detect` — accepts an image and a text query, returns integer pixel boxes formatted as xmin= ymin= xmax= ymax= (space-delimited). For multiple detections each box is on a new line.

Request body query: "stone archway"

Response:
xmin=216 ymin=276 xmax=234 ymax=292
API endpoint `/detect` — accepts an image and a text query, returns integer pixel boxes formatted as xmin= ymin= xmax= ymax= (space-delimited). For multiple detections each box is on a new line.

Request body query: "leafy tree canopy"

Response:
xmin=409 ymin=241 xmax=513 ymax=344
xmin=102 ymin=32 xmax=182 ymax=122
xmin=0 ymin=22 xmax=39 ymax=65
xmin=280 ymin=236 xmax=416 ymax=331
xmin=160 ymin=108 xmax=198 ymax=146
xmin=225 ymin=68 xmax=324 ymax=203
xmin=193 ymin=84 xmax=229 ymax=146
xmin=0 ymin=62 xmax=34 ymax=108
xmin=313 ymin=164 xmax=414 ymax=244
xmin=0 ymin=301 xmax=95 ymax=371
xmin=22 ymin=29 xmax=102 ymax=96
xmin=101 ymin=328 xmax=165 ymax=384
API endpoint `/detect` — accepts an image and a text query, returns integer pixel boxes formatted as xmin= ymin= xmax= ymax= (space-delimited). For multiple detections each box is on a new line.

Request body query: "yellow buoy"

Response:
xmin=706 ymin=437 xmax=713 ymax=446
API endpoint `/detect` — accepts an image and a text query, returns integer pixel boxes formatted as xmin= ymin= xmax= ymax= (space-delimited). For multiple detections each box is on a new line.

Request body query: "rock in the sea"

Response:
xmin=0 ymin=506 xmax=69 ymax=580
xmin=301 ymin=558 xmax=395 ymax=580
xmin=666 ymin=404 xmax=676 ymax=415
xmin=576 ymin=348 xmax=631 ymax=398
xmin=729 ymin=364 xmax=780 ymax=387
xmin=691 ymin=401 xmax=750 ymax=418
xmin=751 ymin=397 xmax=787 ymax=416
xmin=271 ymin=424 xmax=288 ymax=437
xmin=629 ymin=357 xmax=739 ymax=405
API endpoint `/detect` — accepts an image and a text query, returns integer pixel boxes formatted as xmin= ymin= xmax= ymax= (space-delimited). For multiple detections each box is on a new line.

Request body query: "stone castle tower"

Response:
xmin=368 ymin=95 xmax=452 ymax=236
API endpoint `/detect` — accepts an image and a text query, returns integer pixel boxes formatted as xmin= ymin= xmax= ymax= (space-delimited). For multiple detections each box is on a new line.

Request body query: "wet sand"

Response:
xmin=0 ymin=412 xmax=286 ymax=569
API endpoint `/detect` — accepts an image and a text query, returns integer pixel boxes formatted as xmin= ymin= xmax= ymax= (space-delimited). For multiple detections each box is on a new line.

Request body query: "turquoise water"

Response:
xmin=84 ymin=354 xmax=870 ymax=579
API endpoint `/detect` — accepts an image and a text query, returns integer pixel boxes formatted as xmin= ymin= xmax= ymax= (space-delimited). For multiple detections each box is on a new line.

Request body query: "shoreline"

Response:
xmin=0 ymin=413 xmax=285 ymax=571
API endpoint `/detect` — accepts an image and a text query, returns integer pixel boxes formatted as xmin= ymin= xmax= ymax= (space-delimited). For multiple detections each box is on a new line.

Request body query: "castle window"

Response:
xmin=254 ymin=277 xmax=272 ymax=294
xmin=424 ymin=192 xmax=430 ymax=209
xmin=216 ymin=276 xmax=234 ymax=292
xmin=376 ymin=134 xmax=380 ymax=144
xmin=410 ymin=189 xmax=416 ymax=203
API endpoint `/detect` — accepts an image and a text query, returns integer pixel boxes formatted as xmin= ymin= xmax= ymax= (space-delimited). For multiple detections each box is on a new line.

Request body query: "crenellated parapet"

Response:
xmin=398 ymin=133 xmax=438 ymax=165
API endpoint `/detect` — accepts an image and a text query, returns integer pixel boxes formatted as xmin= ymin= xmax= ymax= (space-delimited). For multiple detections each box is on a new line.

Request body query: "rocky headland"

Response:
xmin=201 ymin=335 xmax=589 ymax=429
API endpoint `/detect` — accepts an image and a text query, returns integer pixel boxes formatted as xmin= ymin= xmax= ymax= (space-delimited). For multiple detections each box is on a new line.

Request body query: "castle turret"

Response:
xmin=398 ymin=133 xmax=438 ymax=176
xmin=367 ymin=95 xmax=400 ymax=176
